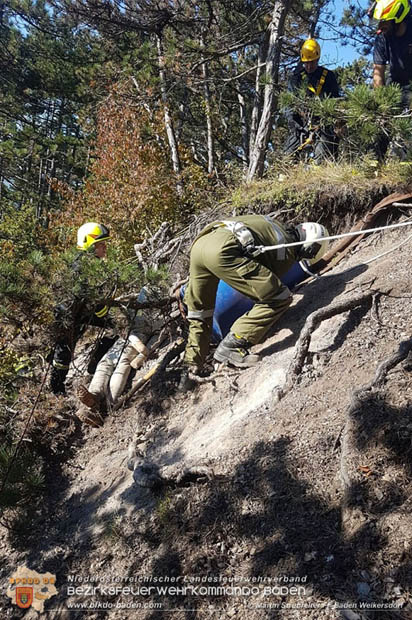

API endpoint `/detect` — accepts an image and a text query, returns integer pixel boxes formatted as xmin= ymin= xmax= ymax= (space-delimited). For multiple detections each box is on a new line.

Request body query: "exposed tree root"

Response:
xmin=313 ymin=191 xmax=412 ymax=273
xmin=282 ymin=290 xmax=377 ymax=396
xmin=187 ymin=365 xmax=240 ymax=387
xmin=150 ymin=337 xmax=186 ymax=377
xmin=340 ymin=337 xmax=412 ymax=536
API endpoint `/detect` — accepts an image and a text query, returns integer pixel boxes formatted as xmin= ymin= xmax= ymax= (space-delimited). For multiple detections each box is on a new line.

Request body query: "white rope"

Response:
xmin=319 ymin=230 xmax=412 ymax=281
xmin=255 ymin=219 xmax=412 ymax=255
xmin=364 ymin=231 xmax=412 ymax=264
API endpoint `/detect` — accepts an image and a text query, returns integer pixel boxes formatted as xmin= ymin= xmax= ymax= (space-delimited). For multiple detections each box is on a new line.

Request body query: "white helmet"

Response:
xmin=295 ymin=222 xmax=329 ymax=263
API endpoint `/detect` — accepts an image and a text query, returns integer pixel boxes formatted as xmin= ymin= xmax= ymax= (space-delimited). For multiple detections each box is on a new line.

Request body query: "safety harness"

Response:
xmin=218 ymin=219 xmax=326 ymax=262
xmin=302 ymin=68 xmax=328 ymax=96
xmin=218 ymin=217 xmax=286 ymax=260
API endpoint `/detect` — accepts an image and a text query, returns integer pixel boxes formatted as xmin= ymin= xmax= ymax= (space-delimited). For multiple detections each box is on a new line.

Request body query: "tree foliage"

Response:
xmin=280 ymin=81 xmax=411 ymax=158
xmin=57 ymin=80 xmax=188 ymax=249
xmin=2 ymin=0 xmax=412 ymax=520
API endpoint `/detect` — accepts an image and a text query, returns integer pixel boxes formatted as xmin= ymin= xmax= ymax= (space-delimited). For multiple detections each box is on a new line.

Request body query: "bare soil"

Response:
xmin=1 ymin=220 xmax=412 ymax=620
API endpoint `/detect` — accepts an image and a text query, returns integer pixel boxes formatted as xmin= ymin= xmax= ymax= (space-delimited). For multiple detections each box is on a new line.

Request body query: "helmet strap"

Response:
xmin=299 ymin=242 xmax=321 ymax=260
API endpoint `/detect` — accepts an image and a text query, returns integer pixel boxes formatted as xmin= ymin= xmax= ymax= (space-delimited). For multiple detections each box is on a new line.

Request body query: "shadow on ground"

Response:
xmin=129 ymin=393 xmax=412 ymax=619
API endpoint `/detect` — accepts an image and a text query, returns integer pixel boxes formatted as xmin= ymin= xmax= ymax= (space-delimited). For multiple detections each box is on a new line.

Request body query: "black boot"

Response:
xmin=214 ymin=333 xmax=260 ymax=367
xmin=49 ymin=368 xmax=67 ymax=395
xmin=178 ymin=366 xmax=198 ymax=393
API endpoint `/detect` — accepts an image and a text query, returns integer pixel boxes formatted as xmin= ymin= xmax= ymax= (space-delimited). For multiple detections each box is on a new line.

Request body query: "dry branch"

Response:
xmin=187 ymin=365 xmax=240 ymax=387
xmin=133 ymin=222 xmax=185 ymax=272
xmin=113 ymin=337 xmax=185 ymax=411
xmin=132 ymin=461 xmax=215 ymax=489
xmin=111 ymin=295 xmax=173 ymax=310
xmin=131 ymin=206 xmax=224 ymax=275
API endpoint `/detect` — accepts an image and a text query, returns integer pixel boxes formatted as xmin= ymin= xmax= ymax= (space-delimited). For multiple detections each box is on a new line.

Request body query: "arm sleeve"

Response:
xmin=325 ymin=70 xmax=340 ymax=98
xmin=90 ymin=304 xmax=114 ymax=328
xmin=373 ymin=35 xmax=388 ymax=65
xmin=287 ymin=69 xmax=301 ymax=93
xmin=284 ymin=68 xmax=302 ymax=123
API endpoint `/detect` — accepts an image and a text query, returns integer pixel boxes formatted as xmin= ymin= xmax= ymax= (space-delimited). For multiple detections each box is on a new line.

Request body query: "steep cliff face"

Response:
xmin=1 ymin=214 xmax=412 ymax=619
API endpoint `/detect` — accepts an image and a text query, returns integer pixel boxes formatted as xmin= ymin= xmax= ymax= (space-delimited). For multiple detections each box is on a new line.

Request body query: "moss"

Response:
xmin=228 ymin=160 xmax=410 ymax=231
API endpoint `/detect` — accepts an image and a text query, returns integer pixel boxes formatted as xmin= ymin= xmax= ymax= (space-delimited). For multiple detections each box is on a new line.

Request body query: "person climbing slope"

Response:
xmin=180 ymin=215 xmax=329 ymax=390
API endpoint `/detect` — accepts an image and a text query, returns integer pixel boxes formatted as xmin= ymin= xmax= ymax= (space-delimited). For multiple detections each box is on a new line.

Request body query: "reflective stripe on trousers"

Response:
xmin=187 ymin=308 xmax=214 ymax=320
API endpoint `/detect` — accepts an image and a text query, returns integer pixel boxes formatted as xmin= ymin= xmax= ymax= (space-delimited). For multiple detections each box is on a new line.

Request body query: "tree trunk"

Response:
xmin=249 ymin=31 xmax=268 ymax=164
xmin=176 ymin=86 xmax=189 ymax=141
xmin=237 ymin=90 xmax=249 ymax=167
xmin=247 ymin=0 xmax=290 ymax=182
xmin=156 ymin=33 xmax=183 ymax=195
xmin=310 ymin=0 xmax=324 ymax=37
xmin=201 ymin=32 xmax=215 ymax=175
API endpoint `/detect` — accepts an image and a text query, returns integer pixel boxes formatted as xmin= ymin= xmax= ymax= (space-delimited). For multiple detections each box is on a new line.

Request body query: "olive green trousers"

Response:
xmin=184 ymin=227 xmax=292 ymax=367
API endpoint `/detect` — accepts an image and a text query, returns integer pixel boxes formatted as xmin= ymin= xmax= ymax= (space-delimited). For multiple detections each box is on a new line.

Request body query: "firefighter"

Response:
xmin=77 ymin=289 xmax=163 ymax=425
xmin=179 ymin=216 xmax=329 ymax=390
xmin=49 ymin=222 xmax=115 ymax=395
xmin=372 ymin=0 xmax=412 ymax=158
xmin=283 ymin=38 xmax=340 ymax=163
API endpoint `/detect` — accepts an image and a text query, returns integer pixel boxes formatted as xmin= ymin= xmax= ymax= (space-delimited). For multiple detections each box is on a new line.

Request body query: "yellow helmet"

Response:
xmin=374 ymin=0 xmax=410 ymax=22
xmin=77 ymin=222 xmax=110 ymax=251
xmin=301 ymin=39 xmax=321 ymax=62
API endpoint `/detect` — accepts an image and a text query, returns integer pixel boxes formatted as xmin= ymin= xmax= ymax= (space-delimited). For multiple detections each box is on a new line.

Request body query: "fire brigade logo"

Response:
xmin=7 ymin=567 xmax=57 ymax=612
xmin=16 ymin=587 xmax=33 ymax=608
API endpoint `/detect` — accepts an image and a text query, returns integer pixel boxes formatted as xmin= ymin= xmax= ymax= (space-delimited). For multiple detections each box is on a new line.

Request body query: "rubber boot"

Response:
xmin=213 ymin=332 xmax=260 ymax=367
xmin=77 ymin=387 xmax=105 ymax=427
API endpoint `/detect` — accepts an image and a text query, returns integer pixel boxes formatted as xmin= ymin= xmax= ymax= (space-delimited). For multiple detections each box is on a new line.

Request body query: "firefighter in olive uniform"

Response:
xmin=180 ymin=216 xmax=329 ymax=389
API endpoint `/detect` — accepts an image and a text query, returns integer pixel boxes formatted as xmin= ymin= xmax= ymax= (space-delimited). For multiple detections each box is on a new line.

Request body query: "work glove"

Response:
xmin=50 ymin=368 xmax=66 ymax=396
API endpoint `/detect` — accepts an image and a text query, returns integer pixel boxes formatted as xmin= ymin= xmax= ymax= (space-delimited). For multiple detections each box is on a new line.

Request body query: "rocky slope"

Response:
xmin=1 ymin=214 xmax=412 ymax=620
